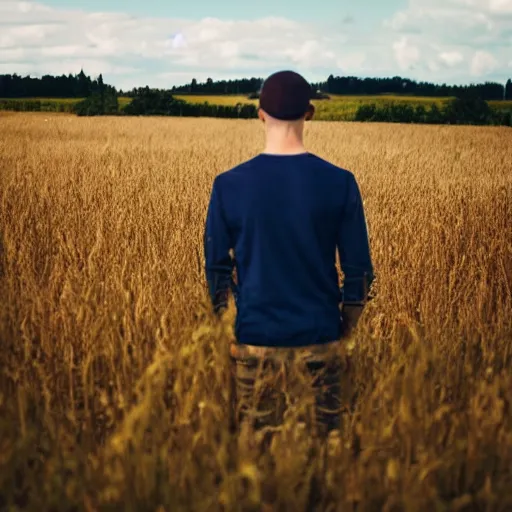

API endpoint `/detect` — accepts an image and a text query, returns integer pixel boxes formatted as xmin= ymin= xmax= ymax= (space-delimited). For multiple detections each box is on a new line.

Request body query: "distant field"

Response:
xmin=175 ymin=94 xmax=258 ymax=105
xmin=1 ymin=95 xmax=511 ymax=122
xmin=174 ymin=94 xmax=443 ymax=121
xmin=176 ymin=94 xmax=512 ymax=121
xmin=0 ymin=97 xmax=133 ymax=104
xmin=0 ymin=97 xmax=80 ymax=113
xmin=174 ymin=94 xmax=254 ymax=106
xmin=0 ymin=97 xmax=133 ymax=111
xmin=314 ymin=95 xmax=452 ymax=121
xmin=176 ymin=93 xmax=512 ymax=106
xmin=488 ymin=100 xmax=512 ymax=108
xmin=1 ymin=97 xmax=83 ymax=104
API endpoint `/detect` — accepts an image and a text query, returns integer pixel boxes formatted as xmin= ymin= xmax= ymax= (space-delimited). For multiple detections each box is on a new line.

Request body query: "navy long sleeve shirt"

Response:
xmin=204 ymin=152 xmax=374 ymax=348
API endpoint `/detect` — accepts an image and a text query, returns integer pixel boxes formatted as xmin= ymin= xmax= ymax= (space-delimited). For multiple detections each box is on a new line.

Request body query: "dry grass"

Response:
xmin=0 ymin=113 xmax=511 ymax=511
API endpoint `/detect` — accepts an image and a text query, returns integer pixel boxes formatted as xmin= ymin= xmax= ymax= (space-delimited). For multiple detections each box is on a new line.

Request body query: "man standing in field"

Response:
xmin=204 ymin=71 xmax=374 ymax=439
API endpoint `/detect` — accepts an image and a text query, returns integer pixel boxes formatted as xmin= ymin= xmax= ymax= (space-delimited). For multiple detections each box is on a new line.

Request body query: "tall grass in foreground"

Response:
xmin=0 ymin=114 xmax=511 ymax=511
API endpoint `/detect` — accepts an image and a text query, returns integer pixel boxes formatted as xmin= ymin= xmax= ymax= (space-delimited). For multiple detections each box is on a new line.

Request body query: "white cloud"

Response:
xmin=284 ymin=40 xmax=337 ymax=68
xmin=393 ymin=37 xmax=420 ymax=70
xmin=439 ymin=51 xmax=464 ymax=67
xmin=412 ymin=0 xmax=512 ymax=13
xmin=40 ymin=45 xmax=83 ymax=57
xmin=464 ymin=0 xmax=512 ymax=13
xmin=471 ymin=50 xmax=498 ymax=75
xmin=6 ymin=0 xmax=50 ymax=14
xmin=0 ymin=0 xmax=509 ymax=88
xmin=386 ymin=4 xmax=494 ymax=34
xmin=171 ymin=33 xmax=186 ymax=49
xmin=490 ymin=0 xmax=512 ymax=12
xmin=0 ymin=3 xmax=346 ymax=84
xmin=495 ymin=0 xmax=512 ymax=12
xmin=0 ymin=47 xmax=26 ymax=61
xmin=336 ymin=52 xmax=367 ymax=72
xmin=0 ymin=23 xmax=62 ymax=48
xmin=384 ymin=0 xmax=510 ymax=83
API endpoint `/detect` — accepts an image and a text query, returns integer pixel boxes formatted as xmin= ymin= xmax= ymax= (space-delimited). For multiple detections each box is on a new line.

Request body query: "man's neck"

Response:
xmin=263 ymin=123 xmax=306 ymax=155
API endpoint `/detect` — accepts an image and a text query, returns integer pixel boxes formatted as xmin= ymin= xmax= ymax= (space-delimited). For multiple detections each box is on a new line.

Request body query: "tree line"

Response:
xmin=320 ymin=75 xmax=511 ymax=100
xmin=172 ymin=76 xmax=512 ymax=101
xmin=2 ymin=71 xmax=512 ymax=101
xmin=169 ymin=77 xmax=263 ymax=96
xmin=0 ymin=70 xmax=116 ymax=99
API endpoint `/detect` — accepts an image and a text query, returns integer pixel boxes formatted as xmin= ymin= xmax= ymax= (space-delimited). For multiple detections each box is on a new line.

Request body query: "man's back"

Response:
xmin=205 ymin=152 xmax=373 ymax=347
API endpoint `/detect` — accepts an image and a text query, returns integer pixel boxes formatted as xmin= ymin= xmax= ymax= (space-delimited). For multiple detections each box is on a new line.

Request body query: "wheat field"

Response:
xmin=0 ymin=113 xmax=511 ymax=511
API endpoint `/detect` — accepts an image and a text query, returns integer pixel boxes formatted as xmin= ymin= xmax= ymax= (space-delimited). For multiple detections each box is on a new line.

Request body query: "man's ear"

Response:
xmin=305 ymin=104 xmax=315 ymax=121
xmin=258 ymin=108 xmax=265 ymax=123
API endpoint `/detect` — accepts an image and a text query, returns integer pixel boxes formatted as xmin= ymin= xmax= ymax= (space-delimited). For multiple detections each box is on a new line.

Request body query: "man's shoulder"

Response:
xmin=301 ymin=154 xmax=356 ymax=188
xmin=214 ymin=155 xmax=261 ymax=185
xmin=306 ymin=153 xmax=354 ymax=178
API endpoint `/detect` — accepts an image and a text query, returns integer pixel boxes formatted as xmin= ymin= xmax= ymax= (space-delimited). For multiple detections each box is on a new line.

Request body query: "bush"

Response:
xmin=355 ymin=104 xmax=377 ymax=122
xmin=489 ymin=109 xmax=512 ymax=127
xmin=414 ymin=105 xmax=428 ymax=123
xmin=427 ymin=104 xmax=444 ymax=124
xmin=75 ymin=92 xmax=118 ymax=116
xmin=355 ymin=103 xmax=416 ymax=123
xmin=354 ymin=98 xmax=511 ymax=126
xmin=0 ymin=99 xmax=42 ymax=112
xmin=121 ymin=88 xmax=258 ymax=119
xmin=443 ymin=97 xmax=492 ymax=125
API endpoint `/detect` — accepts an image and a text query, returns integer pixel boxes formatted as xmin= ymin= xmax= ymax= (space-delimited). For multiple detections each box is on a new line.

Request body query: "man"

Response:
xmin=204 ymin=70 xmax=374 ymax=438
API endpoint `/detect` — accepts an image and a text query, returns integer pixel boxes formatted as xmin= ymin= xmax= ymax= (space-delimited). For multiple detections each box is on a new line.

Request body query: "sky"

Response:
xmin=1 ymin=0 xmax=511 ymax=90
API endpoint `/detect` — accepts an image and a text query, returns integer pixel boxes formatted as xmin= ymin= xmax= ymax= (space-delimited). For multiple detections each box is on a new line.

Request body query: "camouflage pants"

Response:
xmin=230 ymin=341 xmax=344 ymax=438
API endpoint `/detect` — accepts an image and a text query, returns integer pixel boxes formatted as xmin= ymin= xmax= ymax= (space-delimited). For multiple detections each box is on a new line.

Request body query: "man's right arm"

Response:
xmin=204 ymin=179 xmax=234 ymax=316
xmin=337 ymin=174 xmax=374 ymax=337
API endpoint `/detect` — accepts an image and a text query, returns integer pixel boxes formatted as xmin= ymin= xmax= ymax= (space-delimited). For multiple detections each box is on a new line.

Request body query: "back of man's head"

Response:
xmin=259 ymin=71 xmax=313 ymax=121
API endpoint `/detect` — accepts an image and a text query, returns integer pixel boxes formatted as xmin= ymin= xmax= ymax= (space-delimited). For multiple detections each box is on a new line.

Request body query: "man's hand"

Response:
xmin=341 ymin=304 xmax=364 ymax=339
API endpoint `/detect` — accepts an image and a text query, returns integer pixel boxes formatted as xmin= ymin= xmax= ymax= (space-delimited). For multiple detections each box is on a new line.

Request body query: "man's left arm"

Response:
xmin=204 ymin=180 xmax=234 ymax=315
xmin=338 ymin=174 xmax=375 ymax=337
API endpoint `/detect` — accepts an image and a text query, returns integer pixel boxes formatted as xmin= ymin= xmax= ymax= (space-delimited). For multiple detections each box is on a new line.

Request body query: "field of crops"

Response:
xmin=0 ymin=113 xmax=511 ymax=510
xmin=0 ymin=97 xmax=132 ymax=113
xmin=2 ymin=95 xmax=511 ymax=122
xmin=176 ymin=94 xmax=512 ymax=121
xmin=176 ymin=94 xmax=453 ymax=105
xmin=175 ymin=94 xmax=448 ymax=121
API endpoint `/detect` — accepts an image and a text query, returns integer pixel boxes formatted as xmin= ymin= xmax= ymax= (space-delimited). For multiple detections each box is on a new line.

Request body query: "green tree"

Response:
xmin=76 ymin=69 xmax=91 ymax=97
xmin=75 ymin=75 xmax=118 ymax=116
xmin=506 ymin=79 xmax=512 ymax=100
xmin=443 ymin=97 xmax=492 ymax=125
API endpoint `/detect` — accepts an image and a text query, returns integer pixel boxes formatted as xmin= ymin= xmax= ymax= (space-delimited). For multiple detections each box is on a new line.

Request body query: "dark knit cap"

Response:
xmin=259 ymin=70 xmax=313 ymax=120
